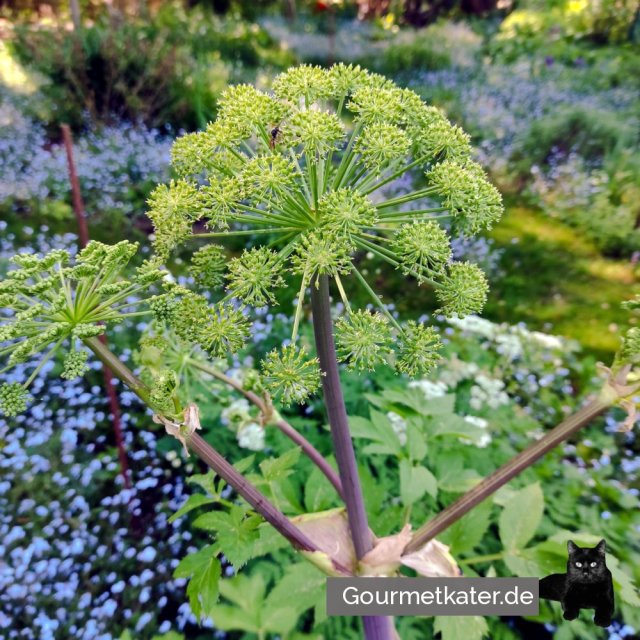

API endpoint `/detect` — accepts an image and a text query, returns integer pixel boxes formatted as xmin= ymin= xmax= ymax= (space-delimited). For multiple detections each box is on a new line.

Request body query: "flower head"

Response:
xmin=189 ymin=245 xmax=227 ymax=289
xmin=335 ymin=310 xmax=392 ymax=371
xmin=396 ymin=322 xmax=442 ymax=377
xmin=0 ymin=241 xmax=163 ymax=415
xmin=436 ymin=262 xmax=489 ymax=317
xmin=226 ymin=247 xmax=286 ymax=307
xmin=0 ymin=383 xmax=31 ymax=417
xmin=261 ymin=345 xmax=322 ymax=406
xmin=133 ymin=65 xmax=504 ymax=398
xmin=392 ymin=221 xmax=451 ymax=281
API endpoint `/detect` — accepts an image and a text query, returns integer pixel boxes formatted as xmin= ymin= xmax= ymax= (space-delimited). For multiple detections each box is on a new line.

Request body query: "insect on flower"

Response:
xmin=268 ymin=124 xmax=283 ymax=150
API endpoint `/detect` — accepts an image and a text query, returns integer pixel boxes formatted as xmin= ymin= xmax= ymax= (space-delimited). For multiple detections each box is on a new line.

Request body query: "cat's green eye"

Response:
xmin=575 ymin=562 xmax=583 ymax=567
xmin=590 ymin=561 xmax=597 ymax=567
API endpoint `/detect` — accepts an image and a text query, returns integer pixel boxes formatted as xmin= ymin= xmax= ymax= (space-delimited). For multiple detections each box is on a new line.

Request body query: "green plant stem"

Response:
xmin=310 ymin=274 xmax=394 ymax=640
xmin=188 ymin=359 xmax=344 ymax=500
xmin=405 ymin=395 xmax=611 ymax=554
xmin=83 ymin=336 xmax=351 ymax=574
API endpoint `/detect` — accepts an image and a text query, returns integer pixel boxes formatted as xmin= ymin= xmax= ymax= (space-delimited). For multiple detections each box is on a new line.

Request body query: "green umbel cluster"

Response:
xmin=620 ymin=296 xmax=640 ymax=365
xmin=146 ymin=64 xmax=504 ymax=398
xmin=1 ymin=65 xmax=506 ymax=415
xmin=0 ymin=241 xmax=166 ymax=416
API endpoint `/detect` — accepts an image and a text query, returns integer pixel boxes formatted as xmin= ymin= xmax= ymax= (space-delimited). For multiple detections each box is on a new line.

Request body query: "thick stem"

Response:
xmin=405 ymin=396 xmax=610 ymax=554
xmin=188 ymin=433 xmax=348 ymax=571
xmin=83 ymin=337 xmax=350 ymax=574
xmin=310 ymin=275 xmax=393 ymax=640
xmin=189 ymin=360 xmax=344 ymax=499
xmin=310 ymin=275 xmax=372 ymax=558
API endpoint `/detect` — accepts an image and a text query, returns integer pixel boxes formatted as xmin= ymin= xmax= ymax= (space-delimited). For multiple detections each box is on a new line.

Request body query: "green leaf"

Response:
xmin=399 ymin=459 xmax=438 ymax=506
xmin=435 ymin=453 xmax=482 ymax=492
xmin=193 ymin=506 xmax=261 ymax=568
xmin=250 ymin=522 xmax=290 ymax=558
xmin=440 ymin=498 xmax=492 ymax=555
xmin=259 ymin=446 xmax=301 ymax=482
xmin=266 ymin=562 xmax=326 ymax=617
xmin=168 ymin=493 xmax=216 ymax=524
xmin=261 ymin=605 xmax=300 ymax=634
xmin=349 ymin=410 xmax=402 ymax=456
xmin=220 ymin=572 xmax=267 ymax=610
xmin=405 ymin=418 xmax=428 ymax=461
xmin=188 ymin=471 xmax=217 ymax=496
xmin=173 ymin=545 xmax=221 ymax=620
xmin=434 ymin=615 xmax=488 ymax=640
xmin=499 ymin=483 xmax=544 ymax=551
xmin=208 ymin=603 xmax=260 ymax=633
xmin=305 ymin=465 xmax=338 ymax=512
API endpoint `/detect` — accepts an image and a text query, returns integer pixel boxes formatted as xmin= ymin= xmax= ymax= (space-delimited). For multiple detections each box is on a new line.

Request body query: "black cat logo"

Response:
xmin=539 ymin=539 xmax=614 ymax=627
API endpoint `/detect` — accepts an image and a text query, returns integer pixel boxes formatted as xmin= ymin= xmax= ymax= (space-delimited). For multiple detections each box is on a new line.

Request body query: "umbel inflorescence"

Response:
xmin=1 ymin=65 xmax=507 ymax=416
xmin=146 ymin=65 xmax=504 ymax=396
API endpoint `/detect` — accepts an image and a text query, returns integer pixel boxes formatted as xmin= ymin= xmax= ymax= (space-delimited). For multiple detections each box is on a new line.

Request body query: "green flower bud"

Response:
xmin=335 ymin=310 xmax=392 ymax=371
xmin=290 ymin=232 xmax=353 ymax=280
xmin=262 ymin=344 xmax=321 ymax=406
xmin=226 ymin=247 xmax=286 ymax=307
xmin=620 ymin=327 xmax=640 ymax=363
xmin=61 ymin=350 xmax=89 ymax=380
xmin=355 ymin=123 xmax=411 ymax=173
xmin=200 ymin=177 xmax=244 ymax=231
xmin=289 ymin=110 xmax=345 ymax=158
xmin=392 ymin=221 xmax=451 ymax=281
xmin=147 ymin=180 xmax=202 ymax=257
xmin=413 ymin=118 xmax=471 ymax=164
xmin=171 ymin=130 xmax=218 ymax=178
xmin=427 ymin=160 xmax=503 ymax=233
xmin=0 ymin=383 xmax=31 ymax=417
xmin=436 ymin=262 xmax=489 ymax=317
xmin=150 ymin=369 xmax=180 ymax=413
xmin=217 ymin=85 xmax=290 ymax=138
xmin=272 ymin=64 xmax=332 ymax=104
xmin=396 ymin=321 xmax=442 ymax=377
xmin=189 ymin=245 xmax=227 ymax=289
xmin=318 ymin=188 xmax=378 ymax=235
xmin=240 ymin=155 xmax=297 ymax=202
xmin=326 ymin=63 xmax=368 ymax=98
xmin=348 ymin=86 xmax=404 ymax=126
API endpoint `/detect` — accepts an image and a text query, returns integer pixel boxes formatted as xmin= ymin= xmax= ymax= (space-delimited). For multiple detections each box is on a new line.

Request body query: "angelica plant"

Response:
xmin=2 ymin=65 xmax=639 ymax=640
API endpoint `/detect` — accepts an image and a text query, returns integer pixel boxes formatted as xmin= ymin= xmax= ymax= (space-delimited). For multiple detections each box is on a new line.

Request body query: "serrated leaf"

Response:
xmin=349 ymin=411 xmax=402 ymax=456
xmin=305 ymin=465 xmax=338 ymax=512
xmin=259 ymin=447 xmax=301 ymax=482
xmin=266 ymin=562 xmax=326 ymax=619
xmin=208 ymin=603 xmax=259 ymax=633
xmin=168 ymin=493 xmax=216 ymax=524
xmin=434 ymin=615 xmax=488 ymax=640
xmin=499 ymin=483 xmax=544 ymax=551
xmin=193 ymin=506 xmax=260 ymax=568
xmin=399 ymin=459 xmax=437 ymax=506
xmin=173 ymin=544 xmax=217 ymax=579
xmin=173 ymin=545 xmax=220 ymax=620
xmin=234 ymin=454 xmax=255 ymax=473
xmin=406 ymin=418 xmax=428 ymax=461
xmin=188 ymin=471 xmax=216 ymax=496
xmin=439 ymin=498 xmax=492 ymax=555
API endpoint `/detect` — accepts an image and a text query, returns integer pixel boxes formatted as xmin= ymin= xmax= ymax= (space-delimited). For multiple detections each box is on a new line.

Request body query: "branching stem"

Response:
xmin=405 ymin=395 xmax=611 ymax=554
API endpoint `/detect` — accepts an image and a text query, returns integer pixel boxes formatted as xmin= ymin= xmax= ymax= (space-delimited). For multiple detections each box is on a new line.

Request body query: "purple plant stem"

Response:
xmin=84 ymin=336 xmax=351 ymax=575
xmin=310 ymin=274 xmax=394 ymax=640
xmin=405 ymin=395 xmax=610 ymax=554
xmin=189 ymin=360 xmax=344 ymax=499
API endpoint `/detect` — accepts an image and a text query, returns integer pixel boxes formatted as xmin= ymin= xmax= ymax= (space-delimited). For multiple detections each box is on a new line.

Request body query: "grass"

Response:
xmin=485 ymin=205 xmax=640 ymax=359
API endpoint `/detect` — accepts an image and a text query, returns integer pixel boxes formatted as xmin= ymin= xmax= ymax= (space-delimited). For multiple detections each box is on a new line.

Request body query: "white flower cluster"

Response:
xmin=470 ymin=375 xmax=509 ymax=410
xmin=386 ymin=411 xmax=408 ymax=446
xmin=408 ymin=379 xmax=448 ymax=400
xmin=220 ymin=398 xmax=265 ymax=451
